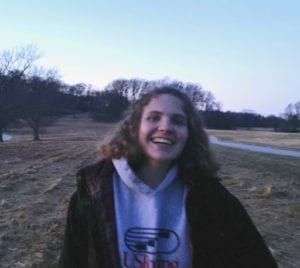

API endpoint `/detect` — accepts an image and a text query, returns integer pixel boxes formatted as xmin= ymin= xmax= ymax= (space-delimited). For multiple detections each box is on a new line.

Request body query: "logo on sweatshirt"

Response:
xmin=125 ymin=227 xmax=180 ymax=254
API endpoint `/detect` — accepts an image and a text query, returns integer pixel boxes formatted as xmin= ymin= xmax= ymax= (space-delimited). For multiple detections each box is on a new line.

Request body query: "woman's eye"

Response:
xmin=147 ymin=115 xmax=160 ymax=122
xmin=173 ymin=117 xmax=186 ymax=126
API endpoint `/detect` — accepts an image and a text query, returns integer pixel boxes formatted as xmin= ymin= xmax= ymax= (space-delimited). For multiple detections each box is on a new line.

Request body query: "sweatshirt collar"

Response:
xmin=112 ymin=158 xmax=178 ymax=195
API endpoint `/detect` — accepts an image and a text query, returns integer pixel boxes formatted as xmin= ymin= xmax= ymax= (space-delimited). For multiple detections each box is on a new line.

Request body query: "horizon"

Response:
xmin=1 ymin=0 xmax=299 ymax=117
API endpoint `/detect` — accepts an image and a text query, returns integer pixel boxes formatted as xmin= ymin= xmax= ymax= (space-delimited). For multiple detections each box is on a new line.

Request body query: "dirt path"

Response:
xmin=207 ymin=129 xmax=300 ymax=150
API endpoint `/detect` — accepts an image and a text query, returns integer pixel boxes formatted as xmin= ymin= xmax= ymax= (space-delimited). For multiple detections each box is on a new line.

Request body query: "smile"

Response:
xmin=151 ymin=137 xmax=174 ymax=145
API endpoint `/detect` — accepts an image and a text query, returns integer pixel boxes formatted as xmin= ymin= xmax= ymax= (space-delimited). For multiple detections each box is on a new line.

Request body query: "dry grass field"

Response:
xmin=0 ymin=114 xmax=299 ymax=267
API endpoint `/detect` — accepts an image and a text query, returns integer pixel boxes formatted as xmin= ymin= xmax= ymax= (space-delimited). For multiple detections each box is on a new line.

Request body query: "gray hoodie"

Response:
xmin=112 ymin=158 xmax=192 ymax=268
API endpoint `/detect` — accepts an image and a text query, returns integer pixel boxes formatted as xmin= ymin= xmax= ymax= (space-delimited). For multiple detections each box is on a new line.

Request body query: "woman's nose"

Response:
xmin=158 ymin=118 xmax=173 ymax=132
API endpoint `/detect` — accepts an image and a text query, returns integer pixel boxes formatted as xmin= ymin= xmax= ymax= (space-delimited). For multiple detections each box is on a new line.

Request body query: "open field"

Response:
xmin=0 ymin=115 xmax=299 ymax=267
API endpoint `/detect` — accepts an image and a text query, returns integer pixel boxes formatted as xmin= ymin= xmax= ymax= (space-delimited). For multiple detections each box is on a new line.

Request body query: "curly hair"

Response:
xmin=100 ymin=86 xmax=219 ymax=177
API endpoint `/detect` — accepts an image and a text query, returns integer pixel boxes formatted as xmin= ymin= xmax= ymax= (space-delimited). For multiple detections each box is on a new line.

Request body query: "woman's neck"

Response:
xmin=137 ymin=162 xmax=171 ymax=188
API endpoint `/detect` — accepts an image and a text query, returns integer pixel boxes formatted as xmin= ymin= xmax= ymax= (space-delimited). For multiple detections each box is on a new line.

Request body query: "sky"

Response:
xmin=1 ymin=0 xmax=299 ymax=116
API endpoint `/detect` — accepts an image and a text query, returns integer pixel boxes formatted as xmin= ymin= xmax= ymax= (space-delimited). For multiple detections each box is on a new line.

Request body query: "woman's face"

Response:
xmin=138 ymin=94 xmax=188 ymax=167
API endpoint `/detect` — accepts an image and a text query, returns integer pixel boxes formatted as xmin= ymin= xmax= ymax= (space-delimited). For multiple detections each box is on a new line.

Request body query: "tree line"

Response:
xmin=1 ymin=45 xmax=299 ymax=142
xmin=201 ymin=102 xmax=300 ymax=131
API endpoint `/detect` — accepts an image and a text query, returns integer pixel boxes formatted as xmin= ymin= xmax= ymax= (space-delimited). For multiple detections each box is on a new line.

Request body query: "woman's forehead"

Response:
xmin=143 ymin=94 xmax=185 ymax=116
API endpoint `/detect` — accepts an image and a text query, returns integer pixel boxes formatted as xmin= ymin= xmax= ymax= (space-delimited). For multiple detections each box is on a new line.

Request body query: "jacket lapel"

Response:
xmin=85 ymin=160 xmax=121 ymax=267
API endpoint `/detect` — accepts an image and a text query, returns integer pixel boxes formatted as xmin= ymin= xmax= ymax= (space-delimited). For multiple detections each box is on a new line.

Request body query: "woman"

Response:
xmin=60 ymin=87 xmax=277 ymax=267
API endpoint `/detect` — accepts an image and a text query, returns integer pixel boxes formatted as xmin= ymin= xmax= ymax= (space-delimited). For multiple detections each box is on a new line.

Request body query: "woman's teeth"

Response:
xmin=151 ymin=137 xmax=173 ymax=145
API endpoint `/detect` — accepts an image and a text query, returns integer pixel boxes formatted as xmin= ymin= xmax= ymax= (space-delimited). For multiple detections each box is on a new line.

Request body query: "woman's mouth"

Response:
xmin=150 ymin=137 xmax=174 ymax=145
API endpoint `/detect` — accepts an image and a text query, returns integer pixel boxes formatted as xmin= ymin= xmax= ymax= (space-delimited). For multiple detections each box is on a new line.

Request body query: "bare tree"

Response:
xmin=202 ymin=91 xmax=221 ymax=111
xmin=23 ymin=71 xmax=62 ymax=141
xmin=284 ymin=103 xmax=299 ymax=131
xmin=128 ymin=78 xmax=143 ymax=101
xmin=105 ymin=79 xmax=129 ymax=98
xmin=295 ymin=101 xmax=300 ymax=119
xmin=151 ymin=79 xmax=220 ymax=111
xmin=90 ymin=89 xmax=129 ymax=122
xmin=184 ymin=82 xmax=205 ymax=107
xmin=0 ymin=45 xmax=41 ymax=77
xmin=0 ymin=45 xmax=41 ymax=141
xmin=103 ymin=77 xmax=220 ymax=114
xmin=64 ymin=83 xmax=87 ymax=117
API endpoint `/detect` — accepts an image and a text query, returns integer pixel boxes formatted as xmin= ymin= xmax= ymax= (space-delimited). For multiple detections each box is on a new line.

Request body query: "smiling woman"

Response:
xmin=59 ymin=87 xmax=278 ymax=267
xmin=137 ymin=94 xmax=188 ymax=187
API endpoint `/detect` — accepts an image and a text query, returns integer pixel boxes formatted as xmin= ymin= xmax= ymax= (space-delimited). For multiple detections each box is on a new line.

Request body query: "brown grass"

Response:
xmin=212 ymin=144 xmax=300 ymax=268
xmin=1 ymin=115 xmax=299 ymax=267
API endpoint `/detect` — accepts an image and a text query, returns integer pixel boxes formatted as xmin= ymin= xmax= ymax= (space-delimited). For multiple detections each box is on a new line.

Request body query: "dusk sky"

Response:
xmin=1 ymin=0 xmax=299 ymax=116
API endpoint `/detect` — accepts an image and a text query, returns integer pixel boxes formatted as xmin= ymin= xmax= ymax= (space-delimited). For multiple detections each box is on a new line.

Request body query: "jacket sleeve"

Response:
xmin=224 ymin=191 xmax=278 ymax=268
xmin=59 ymin=192 xmax=88 ymax=268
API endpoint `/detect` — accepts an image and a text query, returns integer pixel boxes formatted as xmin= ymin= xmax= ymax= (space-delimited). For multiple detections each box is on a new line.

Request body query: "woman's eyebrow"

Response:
xmin=147 ymin=110 xmax=186 ymax=119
